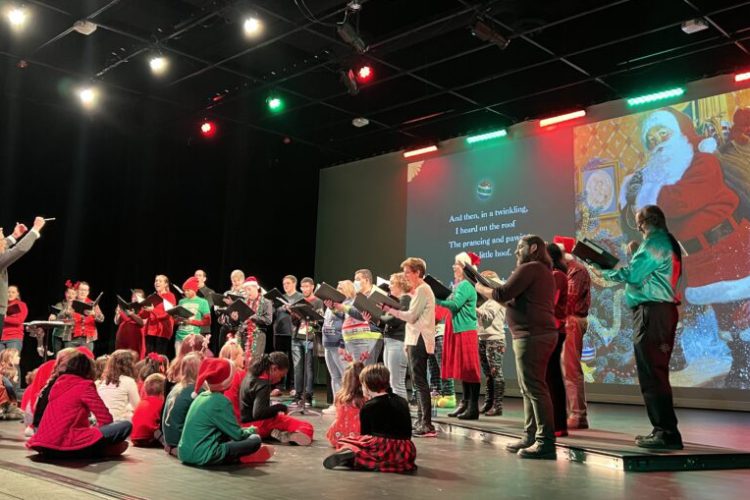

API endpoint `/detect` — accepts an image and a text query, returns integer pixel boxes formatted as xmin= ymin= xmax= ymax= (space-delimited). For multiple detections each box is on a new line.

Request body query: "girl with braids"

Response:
xmin=239 ymin=352 xmax=314 ymax=445
xmin=96 ymin=349 xmax=140 ymax=421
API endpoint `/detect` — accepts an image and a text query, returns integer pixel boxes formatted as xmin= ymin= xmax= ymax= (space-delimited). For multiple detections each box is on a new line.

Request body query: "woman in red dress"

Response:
xmin=115 ymin=289 xmax=149 ymax=359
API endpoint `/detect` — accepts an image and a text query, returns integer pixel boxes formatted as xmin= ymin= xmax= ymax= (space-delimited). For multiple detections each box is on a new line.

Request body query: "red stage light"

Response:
xmin=357 ymin=65 xmax=373 ymax=82
xmin=200 ymin=121 xmax=216 ymax=138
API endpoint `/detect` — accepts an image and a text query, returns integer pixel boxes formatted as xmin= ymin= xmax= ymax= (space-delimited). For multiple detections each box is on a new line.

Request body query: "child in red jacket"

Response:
xmin=131 ymin=373 xmax=166 ymax=447
xmin=27 ymin=351 xmax=132 ymax=459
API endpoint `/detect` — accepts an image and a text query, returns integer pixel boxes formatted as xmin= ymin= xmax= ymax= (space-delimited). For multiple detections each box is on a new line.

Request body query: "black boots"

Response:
xmin=457 ymin=383 xmax=480 ymax=420
xmin=447 ymin=399 xmax=468 ymax=417
xmin=480 ymin=382 xmax=494 ymax=414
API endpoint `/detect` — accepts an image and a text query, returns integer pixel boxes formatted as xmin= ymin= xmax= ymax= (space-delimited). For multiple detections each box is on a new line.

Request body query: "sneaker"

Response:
xmin=323 ymin=448 xmax=356 ymax=470
xmin=240 ymin=444 xmax=275 ymax=464
xmin=322 ymin=406 xmax=337 ymax=415
xmin=270 ymin=429 xmax=312 ymax=446
xmin=635 ymin=433 xmax=683 ymax=450
xmin=506 ymin=437 xmax=534 ymax=453
xmin=24 ymin=425 xmax=35 ymax=438
xmin=413 ymin=425 xmax=438 ymax=438
xmin=517 ymin=442 xmax=557 ymax=460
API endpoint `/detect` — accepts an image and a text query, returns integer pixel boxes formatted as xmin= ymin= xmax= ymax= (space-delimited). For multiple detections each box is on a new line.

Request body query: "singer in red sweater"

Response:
xmin=0 ymin=286 xmax=27 ymax=352
xmin=145 ymin=275 xmax=176 ymax=356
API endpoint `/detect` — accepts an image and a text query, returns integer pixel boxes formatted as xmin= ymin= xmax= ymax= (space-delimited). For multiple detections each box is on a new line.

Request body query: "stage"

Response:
xmin=1 ymin=398 xmax=749 ymax=499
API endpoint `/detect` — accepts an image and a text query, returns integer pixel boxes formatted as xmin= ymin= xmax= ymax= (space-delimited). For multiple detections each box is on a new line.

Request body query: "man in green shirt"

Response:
xmin=174 ymin=277 xmax=211 ymax=353
xmin=596 ymin=205 xmax=684 ymax=450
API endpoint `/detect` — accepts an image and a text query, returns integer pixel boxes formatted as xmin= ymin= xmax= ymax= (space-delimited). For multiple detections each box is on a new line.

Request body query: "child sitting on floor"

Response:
xmin=162 ymin=352 xmax=203 ymax=455
xmin=131 ymin=373 xmax=166 ymax=447
xmin=219 ymin=339 xmax=246 ymax=422
xmin=137 ymin=353 xmax=169 ymax=397
xmin=239 ymin=352 xmax=314 ymax=446
xmin=178 ymin=358 xmax=273 ymax=465
xmin=97 ymin=349 xmax=140 ymax=421
xmin=326 ymin=362 xmax=365 ymax=448
xmin=324 ymin=363 xmax=417 ymax=473
xmin=0 ymin=348 xmax=23 ymax=420
xmin=27 ymin=351 xmax=132 ymax=459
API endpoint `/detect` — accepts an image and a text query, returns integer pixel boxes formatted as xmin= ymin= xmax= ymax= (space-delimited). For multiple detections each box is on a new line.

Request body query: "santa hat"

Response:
xmin=455 ymin=251 xmax=481 ymax=269
xmin=183 ymin=277 xmax=200 ymax=292
xmin=553 ymin=235 xmax=576 ymax=254
xmin=730 ymin=108 xmax=750 ymax=145
xmin=243 ymin=276 xmax=260 ymax=288
xmin=76 ymin=346 xmax=95 ymax=360
xmin=192 ymin=358 xmax=235 ymax=398
xmin=641 ymin=108 xmax=701 ymax=151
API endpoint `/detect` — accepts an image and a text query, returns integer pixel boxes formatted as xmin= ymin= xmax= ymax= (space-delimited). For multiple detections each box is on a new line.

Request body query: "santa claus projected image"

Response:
xmin=574 ymin=92 xmax=750 ymax=390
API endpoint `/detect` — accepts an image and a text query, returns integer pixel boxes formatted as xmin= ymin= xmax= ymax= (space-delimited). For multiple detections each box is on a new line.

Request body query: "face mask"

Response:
xmin=354 ymin=280 xmax=362 ymax=292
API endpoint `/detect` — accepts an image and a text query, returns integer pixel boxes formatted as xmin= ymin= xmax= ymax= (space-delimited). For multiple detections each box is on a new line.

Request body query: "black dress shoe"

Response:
xmin=323 ymin=449 xmax=356 ymax=469
xmin=635 ymin=433 xmax=684 ymax=450
xmin=447 ymin=401 xmax=468 ymax=418
xmin=517 ymin=443 xmax=557 ymax=460
xmin=485 ymin=406 xmax=502 ymax=416
xmin=457 ymin=407 xmax=479 ymax=420
xmin=479 ymin=400 xmax=493 ymax=414
xmin=505 ymin=437 xmax=534 ymax=453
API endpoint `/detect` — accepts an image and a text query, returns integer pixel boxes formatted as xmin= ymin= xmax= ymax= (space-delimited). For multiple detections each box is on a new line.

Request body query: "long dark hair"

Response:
xmin=640 ymin=205 xmax=683 ymax=266
xmin=522 ymin=235 xmax=552 ymax=268
xmin=63 ymin=352 xmax=96 ymax=381
xmin=546 ymin=243 xmax=568 ymax=273
xmin=250 ymin=352 xmax=289 ymax=378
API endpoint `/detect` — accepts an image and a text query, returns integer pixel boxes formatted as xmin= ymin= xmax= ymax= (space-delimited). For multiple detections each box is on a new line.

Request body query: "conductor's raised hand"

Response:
xmin=12 ymin=222 xmax=28 ymax=239
xmin=32 ymin=217 xmax=46 ymax=232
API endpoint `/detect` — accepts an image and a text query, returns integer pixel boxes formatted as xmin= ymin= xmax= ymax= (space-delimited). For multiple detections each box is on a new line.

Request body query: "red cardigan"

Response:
xmin=131 ymin=394 xmax=165 ymax=443
xmin=2 ymin=299 xmax=28 ymax=341
xmin=27 ymin=374 xmax=113 ymax=451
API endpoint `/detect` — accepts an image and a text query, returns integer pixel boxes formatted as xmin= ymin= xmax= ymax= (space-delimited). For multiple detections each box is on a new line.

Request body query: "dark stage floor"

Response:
xmin=1 ymin=398 xmax=749 ymax=499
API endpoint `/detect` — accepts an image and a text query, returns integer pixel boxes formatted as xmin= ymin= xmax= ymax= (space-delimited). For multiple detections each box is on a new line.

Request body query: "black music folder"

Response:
xmin=226 ymin=299 xmax=255 ymax=322
xmin=353 ymin=293 xmax=383 ymax=322
xmin=290 ymin=302 xmax=324 ymax=322
xmin=425 ymin=274 xmax=452 ymax=300
xmin=166 ymin=305 xmax=194 ymax=320
xmin=573 ymin=238 xmax=619 ymax=270
xmin=314 ymin=282 xmax=346 ymax=303
xmin=462 ymin=264 xmax=501 ymax=289
xmin=368 ymin=290 xmax=403 ymax=310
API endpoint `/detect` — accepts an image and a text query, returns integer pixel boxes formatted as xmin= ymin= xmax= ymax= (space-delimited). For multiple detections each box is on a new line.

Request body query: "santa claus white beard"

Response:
xmin=635 ymin=133 xmax=695 ymax=209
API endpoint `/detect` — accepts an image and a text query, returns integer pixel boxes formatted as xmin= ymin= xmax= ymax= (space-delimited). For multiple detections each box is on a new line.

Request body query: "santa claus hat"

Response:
xmin=183 ymin=277 xmax=200 ymax=292
xmin=192 ymin=358 xmax=235 ymax=398
xmin=243 ymin=276 xmax=260 ymax=288
xmin=455 ymin=251 xmax=481 ymax=269
xmin=641 ymin=108 xmax=701 ymax=150
xmin=553 ymin=235 xmax=576 ymax=254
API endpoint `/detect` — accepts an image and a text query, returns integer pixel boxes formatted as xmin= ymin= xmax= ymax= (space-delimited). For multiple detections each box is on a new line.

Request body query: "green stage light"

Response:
xmin=627 ymin=87 xmax=684 ymax=106
xmin=267 ymin=96 xmax=284 ymax=112
xmin=466 ymin=129 xmax=508 ymax=144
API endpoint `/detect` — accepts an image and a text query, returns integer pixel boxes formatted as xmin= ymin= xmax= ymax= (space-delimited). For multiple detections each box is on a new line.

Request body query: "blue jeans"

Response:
xmin=34 ymin=421 xmax=132 ymax=459
xmin=345 ymin=338 xmax=382 ymax=367
xmin=291 ymin=338 xmax=314 ymax=398
xmin=324 ymin=346 xmax=348 ymax=396
xmin=383 ymin=338 xmax=408 ymax=399
xmin=0 ymin=340 xmax=22 ymax=352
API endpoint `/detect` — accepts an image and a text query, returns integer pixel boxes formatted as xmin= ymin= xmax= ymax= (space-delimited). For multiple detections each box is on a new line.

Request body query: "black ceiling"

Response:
xmin=2 ymin=0 xmax=750 ymax=167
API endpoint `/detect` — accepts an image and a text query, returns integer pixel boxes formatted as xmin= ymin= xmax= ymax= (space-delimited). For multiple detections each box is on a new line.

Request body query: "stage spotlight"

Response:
xmin=78 ymin=87 xmax=99 ymax=109
xmin=200 ymin=121 xmax=217 ymax=138
xmin=149 ymin=56 xmax=168 ymax=75
xmin=356 ymin=65 xmax=373 ymax=83
xmin=470 ymin=18 xmax=510 ymax=50
xmin=243 ymin=16 xmax=262 ymax=36
xmin=6 ymin=6 xmax=28 ymax=29
xmin=267 ymin=95 xmax=284 ymax=112
xmin=337 ymin=22 xmax=368 ymax=54
xmin=340 ymin=69 xmax=359 ymax=95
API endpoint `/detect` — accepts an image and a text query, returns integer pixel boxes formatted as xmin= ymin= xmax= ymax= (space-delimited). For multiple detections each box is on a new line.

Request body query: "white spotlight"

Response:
xmin=7 ymin=7 xmax=28 ymax=29
xmin=78 ymin=87 xmax=99 ymax=109
xmin=149 ymin=56 xmax=168 ymax=75
xmin=243 ymin=16 xmax=262 ymax=36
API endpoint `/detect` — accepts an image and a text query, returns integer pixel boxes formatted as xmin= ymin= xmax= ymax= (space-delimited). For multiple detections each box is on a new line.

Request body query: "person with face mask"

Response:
xmin=476 ymin=235 xmax=557 ymax=460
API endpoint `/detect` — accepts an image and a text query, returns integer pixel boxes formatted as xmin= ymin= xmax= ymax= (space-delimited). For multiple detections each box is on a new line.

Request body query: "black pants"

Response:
xmin=274 ymin=335 xmax=294 ymax=390
xmin=145 ymin=336 xmax=170 ymax=356
xmin=546 ymin=330 xmax=568 ymax=432
xmin=633 ymin=302 xmax=680 ymax=436
xmin=407 ymin=335 xmax=431 ymax=428
xmin=222 ymin=434 xmax=262 ymax=463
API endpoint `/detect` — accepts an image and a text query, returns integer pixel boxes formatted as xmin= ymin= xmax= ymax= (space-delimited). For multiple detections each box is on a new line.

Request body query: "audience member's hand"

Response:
xmin=12 ymin=222 xmax=28 ymax=239
xmin=32 ymin=217 xmax=46 ymax=232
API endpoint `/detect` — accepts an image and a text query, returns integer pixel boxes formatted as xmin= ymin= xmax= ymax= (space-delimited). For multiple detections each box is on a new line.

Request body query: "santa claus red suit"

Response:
xmin=622 ymin=107 xmax=750 ymax=388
